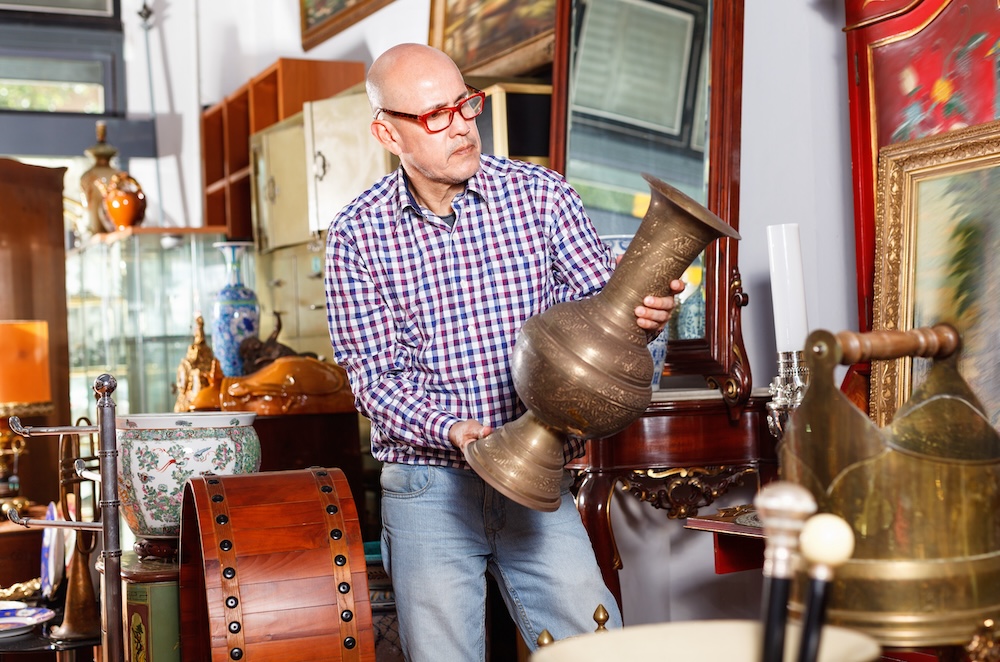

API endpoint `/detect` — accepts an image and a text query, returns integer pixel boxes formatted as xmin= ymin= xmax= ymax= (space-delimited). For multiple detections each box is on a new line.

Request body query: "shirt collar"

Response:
xmin=389 ymin=160 xmax=491 ymax=233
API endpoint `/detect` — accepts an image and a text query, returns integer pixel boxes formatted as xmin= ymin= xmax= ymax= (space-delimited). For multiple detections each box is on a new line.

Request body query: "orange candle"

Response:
xmin=0 ymin=320 xmax=52 ymax=407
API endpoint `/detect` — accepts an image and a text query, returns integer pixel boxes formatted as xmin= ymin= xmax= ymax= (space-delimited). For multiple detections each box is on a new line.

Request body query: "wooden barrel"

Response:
xmin=179 ymin=467 xmax=375 ymax=661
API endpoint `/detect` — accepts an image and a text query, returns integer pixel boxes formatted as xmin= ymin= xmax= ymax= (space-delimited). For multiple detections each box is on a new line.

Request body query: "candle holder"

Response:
xmin=766 ymin=350 xmax=809 ymax=441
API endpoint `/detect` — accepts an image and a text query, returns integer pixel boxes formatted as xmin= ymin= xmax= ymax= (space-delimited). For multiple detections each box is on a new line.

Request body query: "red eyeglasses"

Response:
xmin=374 ymin=85 xmax=486 ymax=134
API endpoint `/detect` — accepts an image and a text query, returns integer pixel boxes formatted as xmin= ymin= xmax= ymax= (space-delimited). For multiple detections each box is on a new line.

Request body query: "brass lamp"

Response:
xmin=0 ymin=320 xmax=53 ymax=506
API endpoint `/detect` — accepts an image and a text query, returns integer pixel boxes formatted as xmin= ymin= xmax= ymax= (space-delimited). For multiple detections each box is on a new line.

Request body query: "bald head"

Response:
xmin=367 ymin=43 xmax=464 ymax=114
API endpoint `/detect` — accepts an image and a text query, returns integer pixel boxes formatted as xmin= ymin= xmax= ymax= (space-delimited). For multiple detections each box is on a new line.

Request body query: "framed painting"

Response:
xmin=300 ymin=0 xmax=394 ymax=51
xmin=429 ymin=0 xmax=557 ymax=76
xmin=844 ymin=0 xmax=1000 ymax=333
xmin=871 ymin=118 xmax=1000 ymax=428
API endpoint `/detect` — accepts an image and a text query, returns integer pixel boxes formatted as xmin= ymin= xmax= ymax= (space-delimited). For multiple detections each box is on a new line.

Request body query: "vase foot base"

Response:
xmin=134 ymin=536 xmax=178 ymax=561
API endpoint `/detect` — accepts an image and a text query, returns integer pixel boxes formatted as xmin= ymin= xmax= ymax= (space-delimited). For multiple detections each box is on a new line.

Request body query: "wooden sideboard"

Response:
xmin=0 ymin=159 xmax=70 ymax=507
xmin=569 ymin=391 xmax=776 ymax=608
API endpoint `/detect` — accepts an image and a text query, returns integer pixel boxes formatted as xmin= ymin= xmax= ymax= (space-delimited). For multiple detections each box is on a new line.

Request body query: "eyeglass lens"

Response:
xmin=425 ymin=93 xmax=484 ymax=132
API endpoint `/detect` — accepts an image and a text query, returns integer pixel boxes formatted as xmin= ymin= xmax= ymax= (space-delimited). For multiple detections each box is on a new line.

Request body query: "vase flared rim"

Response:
xmin=116 ymin=411 xmax=256 ymax=429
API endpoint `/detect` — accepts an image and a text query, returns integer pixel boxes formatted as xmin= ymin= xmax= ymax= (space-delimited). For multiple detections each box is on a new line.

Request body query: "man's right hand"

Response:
xmin=450 ymin=419 xmax=492 ymax=451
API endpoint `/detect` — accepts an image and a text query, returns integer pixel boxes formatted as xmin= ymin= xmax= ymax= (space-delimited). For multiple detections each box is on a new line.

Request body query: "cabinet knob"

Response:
xmin=309 ymin=304 xmax=323 ymax=311
xmin=269 ymin=278 xmax=285 ymax=288
xmin=314 ymin=151 xmax=329 ymax=182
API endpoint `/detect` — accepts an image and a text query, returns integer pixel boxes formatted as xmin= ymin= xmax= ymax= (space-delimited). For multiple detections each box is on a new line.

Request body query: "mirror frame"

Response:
xmin=549 ymin=0 xmax=750 ymax=417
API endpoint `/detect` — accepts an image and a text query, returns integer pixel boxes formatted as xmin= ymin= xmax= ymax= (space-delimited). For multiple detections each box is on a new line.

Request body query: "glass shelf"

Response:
xmin=65 ymin=228 xmax=238 ymax=422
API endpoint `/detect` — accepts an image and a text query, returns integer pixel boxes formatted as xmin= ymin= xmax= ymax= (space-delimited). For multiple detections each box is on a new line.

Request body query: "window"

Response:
xmin=0 ymin=2 xmax=155 ymax=232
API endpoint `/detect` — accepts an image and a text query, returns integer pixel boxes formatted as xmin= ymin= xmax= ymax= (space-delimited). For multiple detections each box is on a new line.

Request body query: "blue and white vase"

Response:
xmin=212 ymin=241 xmax=260 ymax=377
xmin=675 ymin=287 xmax=706 ymax=340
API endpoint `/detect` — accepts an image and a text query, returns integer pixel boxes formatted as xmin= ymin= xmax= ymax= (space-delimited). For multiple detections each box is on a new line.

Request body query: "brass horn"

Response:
xmin=49 ymin=418 xmax=101 ymax=641
xmin=464 ymin=174 xmax=741 ymax=510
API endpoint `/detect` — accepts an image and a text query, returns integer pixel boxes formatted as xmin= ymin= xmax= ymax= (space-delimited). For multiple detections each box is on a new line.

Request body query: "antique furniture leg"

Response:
xmin=575 ymin=465 xmax=622 ymax=610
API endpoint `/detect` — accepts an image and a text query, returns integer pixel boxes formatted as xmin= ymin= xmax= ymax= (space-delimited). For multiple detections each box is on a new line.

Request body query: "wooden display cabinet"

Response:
xmin=201 ymin=58 xmax=364 ymax=240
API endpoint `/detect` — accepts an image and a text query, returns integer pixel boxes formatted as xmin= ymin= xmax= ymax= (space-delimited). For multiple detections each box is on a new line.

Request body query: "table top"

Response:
xmin=684 ymin=503 xmax=764 ymax=539
xmin=0 ymin=614 xmax=100 ymax=653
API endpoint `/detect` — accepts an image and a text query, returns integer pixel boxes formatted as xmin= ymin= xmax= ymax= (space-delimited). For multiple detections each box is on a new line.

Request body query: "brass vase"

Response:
xmin=464 ymin=174 xmax=741 ymax=511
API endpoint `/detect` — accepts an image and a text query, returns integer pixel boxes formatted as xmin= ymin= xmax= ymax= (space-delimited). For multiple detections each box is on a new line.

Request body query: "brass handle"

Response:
xmin=268 ymin=278 xmax=285 ymax=288
xmin=835 ymin=324 xmax=960 ymax=365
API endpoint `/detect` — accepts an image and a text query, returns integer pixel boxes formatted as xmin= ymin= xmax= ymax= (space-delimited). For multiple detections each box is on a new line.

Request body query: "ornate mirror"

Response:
xmin=551 ymin=0 xmax=749 ymax=413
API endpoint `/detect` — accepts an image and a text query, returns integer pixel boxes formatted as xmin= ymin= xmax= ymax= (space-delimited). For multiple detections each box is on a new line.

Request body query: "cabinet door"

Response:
xmin=304 ymin=93 xmax=395 ymax=235
xmin=252 ymin=114 xmax=309 ymax=252
xmin=296 ymin=250 xmax=328 ymax=339
xmin=257 ymin=249 xmax=300 ymax=340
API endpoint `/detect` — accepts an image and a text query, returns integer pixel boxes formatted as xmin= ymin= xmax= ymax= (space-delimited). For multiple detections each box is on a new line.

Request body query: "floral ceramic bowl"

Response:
xmin=116 ymin=411 xmax=260 ymax=540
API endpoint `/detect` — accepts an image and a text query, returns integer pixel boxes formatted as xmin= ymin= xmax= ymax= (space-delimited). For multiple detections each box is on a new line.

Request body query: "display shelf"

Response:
xmin=200 ymin=58 xmax=365 ymax=240
xmin=65 ymin=227 xmax=231 ymax=423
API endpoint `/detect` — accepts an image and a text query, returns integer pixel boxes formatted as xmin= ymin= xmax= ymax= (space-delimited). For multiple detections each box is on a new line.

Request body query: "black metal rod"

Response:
xmin=796 ymin=577 xmax=830 ymax=662
xmin=761 ymin=575 xmax=792 ymax=662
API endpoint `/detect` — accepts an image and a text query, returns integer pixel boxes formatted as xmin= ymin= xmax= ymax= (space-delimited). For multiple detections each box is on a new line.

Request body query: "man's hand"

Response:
xmin=634 ymin=278 xmax=686 ymax=334
xmin=450 ymin=419 xmax=493 ymax=451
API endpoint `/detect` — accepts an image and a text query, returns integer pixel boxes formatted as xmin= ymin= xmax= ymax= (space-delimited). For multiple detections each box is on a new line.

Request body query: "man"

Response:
xmin=325 ymin=43 xmax=683 ymax=661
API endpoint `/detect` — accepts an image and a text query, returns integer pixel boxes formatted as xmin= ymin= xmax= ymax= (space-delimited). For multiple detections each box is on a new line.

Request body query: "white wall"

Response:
xmin=125 ymin=0 xmax=858 ymax=624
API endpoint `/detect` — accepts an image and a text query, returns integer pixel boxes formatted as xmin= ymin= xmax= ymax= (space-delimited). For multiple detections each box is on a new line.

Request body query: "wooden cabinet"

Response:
xmin=568 ymin=392 xmax=776 ymax=609
xmin=200 ymin=58 xmax=364 ymax=240
xmin=0 ymin=159 xmax=69 ymax=506
xmin=303 ymin=92 xmax=395 ymax=235
xmin=255 ymin=240 xmax=331 ymax=361
xmin=251 ymin=113 xmax=310 ymax=252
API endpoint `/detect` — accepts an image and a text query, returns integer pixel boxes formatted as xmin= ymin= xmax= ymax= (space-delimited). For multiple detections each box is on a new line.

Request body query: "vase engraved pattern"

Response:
xmin=212 ymin=241 xmax=260 ymax=377
xmin=465 ymin=174 xmax=741 ymax=511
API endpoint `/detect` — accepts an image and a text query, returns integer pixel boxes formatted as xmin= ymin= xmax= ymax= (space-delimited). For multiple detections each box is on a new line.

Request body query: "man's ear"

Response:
xmin=371 ymin=120 xmax=403 ymax=156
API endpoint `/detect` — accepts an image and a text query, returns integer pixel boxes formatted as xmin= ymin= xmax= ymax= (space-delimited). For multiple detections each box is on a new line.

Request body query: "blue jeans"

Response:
xmin=380 ymin=463 xmax=622 ymax=662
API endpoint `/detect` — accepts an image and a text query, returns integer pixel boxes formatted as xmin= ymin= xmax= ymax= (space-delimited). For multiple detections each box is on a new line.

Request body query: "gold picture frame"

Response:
xmin=300 ymin=0 xmax=394 ymax=51
xmin=429 ymin=0 xmax=556 ymax=76
xmin=871 ymin=118 xmax=1000 ymax=428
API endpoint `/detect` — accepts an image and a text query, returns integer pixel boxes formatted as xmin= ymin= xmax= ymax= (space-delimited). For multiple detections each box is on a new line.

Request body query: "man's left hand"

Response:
xmin=634 ymin=279 xmax=686 ymax=334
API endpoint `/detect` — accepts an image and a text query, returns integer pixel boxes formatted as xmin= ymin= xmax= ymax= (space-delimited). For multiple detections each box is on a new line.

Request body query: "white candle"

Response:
xmin=767 ymin=224 xmax=809 ymax=353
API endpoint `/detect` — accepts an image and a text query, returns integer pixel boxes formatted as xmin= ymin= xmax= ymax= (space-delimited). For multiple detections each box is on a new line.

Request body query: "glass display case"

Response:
xmin=65 ymin=228 xmax=242 ymax=422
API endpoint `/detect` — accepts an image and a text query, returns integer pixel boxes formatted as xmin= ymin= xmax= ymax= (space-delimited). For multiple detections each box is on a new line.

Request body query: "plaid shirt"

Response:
xmin=325 ymin=154 xmax=615 ymax=468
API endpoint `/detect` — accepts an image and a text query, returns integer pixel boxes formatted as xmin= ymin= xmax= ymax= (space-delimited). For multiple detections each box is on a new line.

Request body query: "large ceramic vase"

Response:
xmin=116 ymin=411 xmax=261 ymax=560
xmin=464 ymin=174 xmax=741 ymax=511
xmin=212 ymin=241 xmax=260 ymax=378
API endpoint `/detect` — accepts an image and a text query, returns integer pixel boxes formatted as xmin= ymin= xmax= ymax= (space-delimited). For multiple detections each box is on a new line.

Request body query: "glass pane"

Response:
xmin=0 ymin=0 xmax=112 ymax=16
xmin=0 ymin=55 xmax=105 ymax=113
xmin=566 ymin=0 xmax=711 ymax=343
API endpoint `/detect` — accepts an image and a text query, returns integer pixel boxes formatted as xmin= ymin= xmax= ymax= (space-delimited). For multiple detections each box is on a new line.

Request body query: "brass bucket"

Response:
xmin=465 ymin=174 xmax=741 ymax=511
xmin=781 ymin=325 xmax=1000 ymax=648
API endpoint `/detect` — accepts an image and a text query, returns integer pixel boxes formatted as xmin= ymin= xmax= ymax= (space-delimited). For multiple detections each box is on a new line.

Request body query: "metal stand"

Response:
xmin=766 ymin=350 xmax=809 ymax=441
xmin=6 ymin=374 xmax=124 ymax=662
